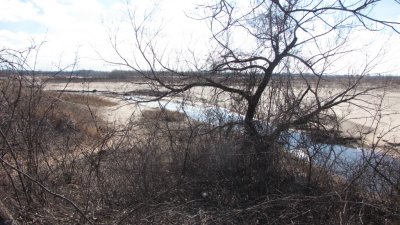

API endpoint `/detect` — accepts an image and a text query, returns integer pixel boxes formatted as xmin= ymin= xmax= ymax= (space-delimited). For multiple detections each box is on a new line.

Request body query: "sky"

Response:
xmin=0 ymin=0 xmax=400 ymax=74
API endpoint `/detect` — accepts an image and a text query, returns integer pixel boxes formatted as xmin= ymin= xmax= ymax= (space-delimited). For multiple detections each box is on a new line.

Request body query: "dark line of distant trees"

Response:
xmin=1 ymin=69 xmax=400 ymax=85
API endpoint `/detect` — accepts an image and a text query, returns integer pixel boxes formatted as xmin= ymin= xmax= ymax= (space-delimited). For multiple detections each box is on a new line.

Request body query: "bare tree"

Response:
xmin=108 ymin=1 xmax=399 ymax=152
xmin=103 ymin=4 xmax=400 ymax=221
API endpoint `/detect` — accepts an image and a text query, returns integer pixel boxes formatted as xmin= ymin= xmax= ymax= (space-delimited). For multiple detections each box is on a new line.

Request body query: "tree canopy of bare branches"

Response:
xmin=108 ymin=0 xmax=400 ymax=148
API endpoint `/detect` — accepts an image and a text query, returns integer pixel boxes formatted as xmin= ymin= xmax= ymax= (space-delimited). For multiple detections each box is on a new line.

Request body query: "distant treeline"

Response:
xmin=1 ymin=69 xmax=400 ymax=85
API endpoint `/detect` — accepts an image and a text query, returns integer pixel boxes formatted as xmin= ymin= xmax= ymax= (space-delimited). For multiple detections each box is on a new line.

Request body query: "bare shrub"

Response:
xmin=0 ymin=68 xmax=107 ymax=224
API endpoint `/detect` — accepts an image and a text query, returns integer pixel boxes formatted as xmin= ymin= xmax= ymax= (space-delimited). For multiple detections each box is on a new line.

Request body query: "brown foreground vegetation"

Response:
xmin=0 ymin=76 xmax=399 ymax=225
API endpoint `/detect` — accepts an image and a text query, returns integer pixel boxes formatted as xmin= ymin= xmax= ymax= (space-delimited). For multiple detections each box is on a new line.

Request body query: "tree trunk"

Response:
xmin=244 ymin=99 xmax=258 ymax=137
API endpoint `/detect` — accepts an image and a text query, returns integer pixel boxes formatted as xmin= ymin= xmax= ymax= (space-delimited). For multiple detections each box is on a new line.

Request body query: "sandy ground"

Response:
xmin=334 ymin=90 xmax=400 ymax=148
xmin=44 ymin=81 xmax=400 ymax=150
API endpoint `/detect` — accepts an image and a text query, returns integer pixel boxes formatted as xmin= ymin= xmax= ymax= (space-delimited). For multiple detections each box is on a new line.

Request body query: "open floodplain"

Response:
xmin=44 ymin=76 xmax=400 ymax=153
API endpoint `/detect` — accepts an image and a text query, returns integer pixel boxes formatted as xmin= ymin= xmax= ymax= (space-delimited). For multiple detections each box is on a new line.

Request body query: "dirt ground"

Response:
xmin=44 ymin=81 xmax=400 ymax=150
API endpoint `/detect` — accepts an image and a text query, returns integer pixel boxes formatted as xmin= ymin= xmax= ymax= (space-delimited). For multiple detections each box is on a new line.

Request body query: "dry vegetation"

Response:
xmin=141 ymin=109 xmax=186 ymax=122
xmin=58 ymin=92 xmax=117 ymax=108
xmin=1 ymin=0 xmax=400 ymax=221
xmin=1 ymin=75 xmax=399 ymax=224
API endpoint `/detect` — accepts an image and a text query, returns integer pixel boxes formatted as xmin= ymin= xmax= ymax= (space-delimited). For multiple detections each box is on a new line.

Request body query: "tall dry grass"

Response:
xmin=57 ymin=92 xmax=117 ymax=107
xmin=141 ymin=109 xmax=186 ymax=122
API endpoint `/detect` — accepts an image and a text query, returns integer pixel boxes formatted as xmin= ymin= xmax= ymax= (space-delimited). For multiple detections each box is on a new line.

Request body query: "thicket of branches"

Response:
xmin=0 ymin=0 xmax=400 ymax=224
xmin=1 ymin=70 xmax=399 ymax=224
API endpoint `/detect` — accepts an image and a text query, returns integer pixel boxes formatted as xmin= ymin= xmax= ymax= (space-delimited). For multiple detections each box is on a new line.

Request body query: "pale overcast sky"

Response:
xmin=0 ymin=0 xmax=400 ymax=74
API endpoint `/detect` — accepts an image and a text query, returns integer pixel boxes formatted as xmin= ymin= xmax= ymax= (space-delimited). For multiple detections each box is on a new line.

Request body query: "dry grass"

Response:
xmin=0 ymin=84 xmax=106 ymax=138
xmin=49 ymin=100 xmax=104 ymax=137
xmin=57 ymin=92 xmax=117 ymax=107
xmin=141 ymin=109 xmax=186 ymax=122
